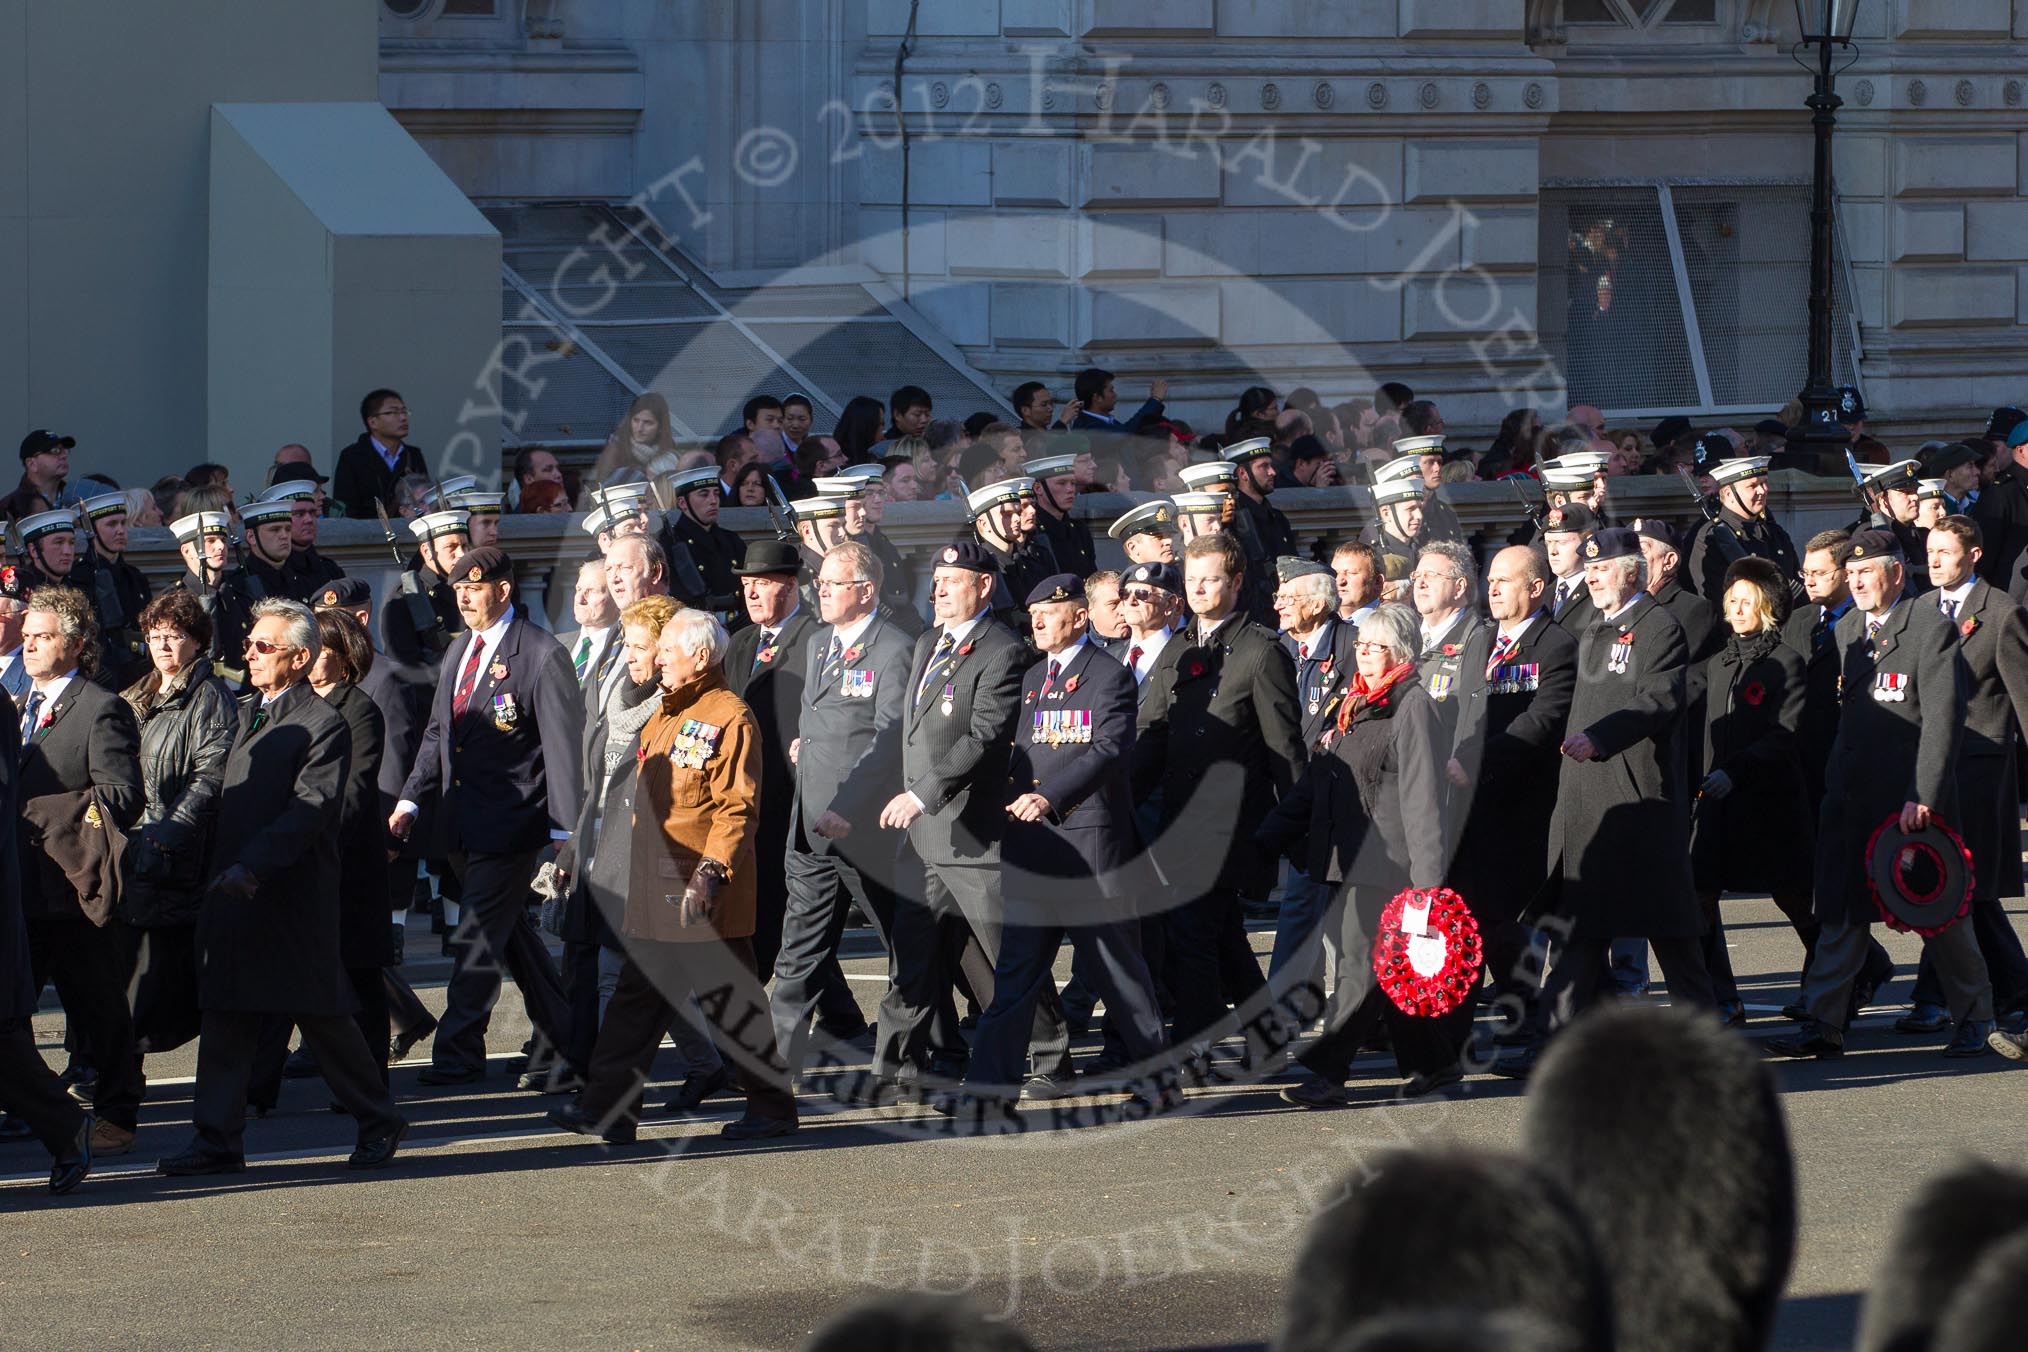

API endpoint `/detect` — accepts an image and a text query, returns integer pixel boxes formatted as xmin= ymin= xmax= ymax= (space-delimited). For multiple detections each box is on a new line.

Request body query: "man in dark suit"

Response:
xmin=333 ymin=388 xmax=429 ymax=522
xmin=1266 ymin=556 xmax=1360 ymax=987
xmin=1544 ymin=503 xmax=1601 ymax=636
xmin=391 ymin=546 xmax=584 ymax=1085
xmin=1770 ymin=530 xmax=1995 ymax=1060
xmin=163 ymin=599 xmax=407 ymax=1174
xmin=1498 ymin=529 xmax=1716 ymax=1076
xmin=16 ymin=586 xmax=143 ymax=1155
xmin=1446 ymin=546 xmax=1579 ymax=1018
xmin=949 ymin=576 xmax=1172 ymax=1118
xmin=1903 ymin=517 xmax=2028 ymax=1037
xmin=0 ymin=674 xmax=93 ymax=1194
xmin=863 ymin=544 xmax=1071 ymax=1097
xmin=1134 ymin=531 xmax=1304 ymax=1057
xmin=768 ymin=539 xmax=915 ymax=1076
xmin=1970 ymin=418 xmax=2028 ymax=588
xmin=1068 ymin=367 xmax=1166 ymax=437
xmin=1410 ymin=540 xmax=1490 ymax=753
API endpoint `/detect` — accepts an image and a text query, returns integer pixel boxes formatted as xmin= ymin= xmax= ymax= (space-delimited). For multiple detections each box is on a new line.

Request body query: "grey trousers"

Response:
xmin=1803 ymin=917 xmax=1992 ymax=1035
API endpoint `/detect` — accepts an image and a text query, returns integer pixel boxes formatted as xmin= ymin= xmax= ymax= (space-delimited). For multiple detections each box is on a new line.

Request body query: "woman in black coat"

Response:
xmin=1691 ymin=557 xmax=1817 ymax=1026
xmin=1255 ymin=602 xmax=1457 ymax=1107
xmin=113 ymin=590 xmax=237 ymax=1055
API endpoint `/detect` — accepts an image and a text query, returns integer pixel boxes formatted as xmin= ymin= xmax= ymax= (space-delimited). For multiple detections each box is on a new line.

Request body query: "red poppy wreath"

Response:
xmin=1372 ymin=887 xmax=1483 ymax=1018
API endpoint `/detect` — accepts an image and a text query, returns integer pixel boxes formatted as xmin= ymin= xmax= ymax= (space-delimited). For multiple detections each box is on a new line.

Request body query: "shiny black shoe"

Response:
xmin=347 ymin=1122 xmax=408 ymax=1170
xmin=546 ymin=1102 xmax=636 ymax=1145
xmin=1717 ymin=1000 xmax=1747 ymax=1029
xmin=1896 ymin=1003 xmax=1952 ymax=1035
xmin=1850 ymin=953 xmax=1895 ymax=1019
xmin=666 ymin=1064 xmax=735 ymax=1114
xmin=282 ymin=1046 xmax=321 ymax=1079
xmin=1945 ymin=1019 xmax=1996 ymax=1058
xmin=1764 ymin=1029 xmax=1844 ymax=1059
xmin=388 ymin=1018 xmax=438 ymax=1063
xmin=518 ymin=1069 xmax=586 ymax=1096
xmin=63 ymin=1070 xmax=98 ymax=1106
xmin=416 ymin=1065 xmax=484 ymax=1086
xmin=721 ymin=1114 xmax=798 ymax=1141
xmin=1020 ymin=1073 xmax=1078 ymax=1102
xmin=1780 ymin=1000 xmax=1810 ymax=1022
xmin=157 ymin=1146 xmax=248 ymax=1176
xmin=49 ymin=1115 xmax=92 ymax=1196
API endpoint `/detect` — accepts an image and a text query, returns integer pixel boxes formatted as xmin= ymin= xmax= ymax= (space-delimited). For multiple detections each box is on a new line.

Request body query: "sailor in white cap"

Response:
xmin=1225 ymin=436 xmax=1297 ymax=553
xmin=78 ymin=490 xmax=155 ymax=685
xmin=967 ymin=478 xmax=1051 ymax=622
xmin=833 ymin=462 xmax=923 ymax=634
xmin=258 ymin=478 xmax=345 ymax=601
xmin=582 ymin=483 xmax=658 ymax=555
xmin=1109 ymin=500 xmax=1180 ymax=565
xmin=383 ymin=508 xmax=471 ymax=666
xmin=1687 ymin=449 xmax=1802 ymax=604
xmin=15 ymin=508 xmax=81 ymax=593
xmin=237 ymin=497 xmax=299 ymax=603
xmin=1384 ymin=434 xmax=1467 ymax=543
xmin=1363 ymin=476 xmax=1427 ymax=597
xmin=167 ymin=509 xmax=258 ymax=675
xmin=448 ymin=487 xmax=504 ymax=550
xmin=1024 ymin=452 xmax=1097 ymax=576
xmin=1915 ymin=477 xmax=1950 ymax=531
xmin=1172 ymin=491 xmax=1229 ymax=547
xmin=416 ymin=474 xmax=478 ymax=516
xmin=663 ymin=464 xmax=748 ymax=622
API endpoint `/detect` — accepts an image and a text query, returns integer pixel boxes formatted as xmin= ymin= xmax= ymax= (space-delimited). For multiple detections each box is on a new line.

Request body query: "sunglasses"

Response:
xmin=243 ymin=638 xmax=297 ymax=656
xmin=1121 ymin=589 xmax=1162 ymax=604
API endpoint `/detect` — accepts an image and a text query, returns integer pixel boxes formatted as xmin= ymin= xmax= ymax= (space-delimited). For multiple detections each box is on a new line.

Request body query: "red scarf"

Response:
xmin=1336 ymin=660 xmax=1415 ymax=736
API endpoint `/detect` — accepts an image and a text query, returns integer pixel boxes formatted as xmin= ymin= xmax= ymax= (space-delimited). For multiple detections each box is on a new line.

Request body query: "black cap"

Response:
xmin=1582 ymin=527 xmax=1641 ymax=562
xmin=732 ymin=538 xmax=802 ymax=577
xmin=1631 ymin=518 xmax=1683 ymax=553
xmin=1650 ymin=416 xmax=1692 ymax=448
xmin=1026 ymin=572 xmax=1085 ymax=607
xmin=19 ymin=429 xmax=74 ymax=463
xmin=1541 ymin=502 xmax=1598 ymax=536
xmin=315 ymin=577 xmax=372 ymax=609
xmin=1987 ymin=407 xmax=2028 ymax=441
xmin=267 ymin=458 xmax=329 ymax=487
xmin=1289 ymin=434 xmax=1330 ymax=464
xmin=1754 ymin=418 xmax=1789 ymax=438
xmin=451 ymin=545 xmax=513 ymax=584
xmin=1121 ymin=560 xmax=1182 ymax=596
xmin=927 ymin=540 xmax=999 ymax=575
xmin=1834 ymin=385 xmax=1866 ymax=425
xmin=1925 ymin=442 xmax=1981 ymax=474
xmin=1844 ymin=528 xmax=1904 ymax=564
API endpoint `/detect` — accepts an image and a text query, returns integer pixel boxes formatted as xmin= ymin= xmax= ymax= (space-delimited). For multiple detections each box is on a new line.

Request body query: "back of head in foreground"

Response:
xmin=802 ymin=1292 xmax=1035 ymax=1352
xmin=1326 ymin=1309 xmax=1586 ymax=1352
xmin=1520 ymin=1003 xmax=1796 ymax=1352
xmin=1275 ymin=1144 xmax=1612 ymax=1352
xmin=1856 ymin=1158 xmax=2028 ymax=1352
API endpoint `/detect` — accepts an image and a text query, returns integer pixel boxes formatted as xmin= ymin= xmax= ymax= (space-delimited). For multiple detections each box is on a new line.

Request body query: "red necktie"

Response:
xmin=1127 ymin=645 xmax=1143 ymax=671
xmin=1040 ymin=659 xmax=1060 ymax=696
xmin=453 ymin=636 xmax=485 ymax=717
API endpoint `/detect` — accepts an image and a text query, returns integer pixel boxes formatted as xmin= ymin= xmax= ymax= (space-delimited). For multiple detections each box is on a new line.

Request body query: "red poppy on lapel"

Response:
xmin=1064 ymin=675 xmax=1080 ymax=694
xmin=842 ymin=645 xmax=863 ymax=665
xmin=1185 ymin=660 xmax=1206 ymax=678
xmin=1741 ymin=681 xmax=1766 ymax=707
xmin=1441 ymin=643 xmax=1458 ymax=657
xmin=957 ymin=642 xmax=975 ymax=657
xmin=1962 ymin=616 xmax=1979 ymax=639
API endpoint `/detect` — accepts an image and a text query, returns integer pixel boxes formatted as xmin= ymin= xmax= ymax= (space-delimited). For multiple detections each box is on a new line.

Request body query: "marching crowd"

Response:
xmin=6 ymin=370 xmax=2028 ymax=1201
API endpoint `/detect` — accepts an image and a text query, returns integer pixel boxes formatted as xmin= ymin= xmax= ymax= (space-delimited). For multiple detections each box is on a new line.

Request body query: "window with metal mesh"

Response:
xmin=1539 ymin=181 xmax=1860 ymax=416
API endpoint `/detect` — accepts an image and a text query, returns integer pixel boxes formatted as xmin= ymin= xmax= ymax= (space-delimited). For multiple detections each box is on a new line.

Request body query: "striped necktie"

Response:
xmin=453 ymin=636 xmax=485 ymax=717
xmin=1486 ymin=631 xmax=1516 ymax=680
xmin=573 ymin=634 xmax=593 ymax=684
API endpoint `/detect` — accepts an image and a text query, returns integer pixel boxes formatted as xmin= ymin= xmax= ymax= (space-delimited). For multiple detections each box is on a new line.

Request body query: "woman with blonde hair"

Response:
xmin=593 ymin=392 xmax=682 ymax=486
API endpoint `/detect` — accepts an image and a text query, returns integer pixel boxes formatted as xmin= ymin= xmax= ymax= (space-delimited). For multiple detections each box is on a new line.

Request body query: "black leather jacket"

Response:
xmin=114 ymin=658 xmax=237 ymax=926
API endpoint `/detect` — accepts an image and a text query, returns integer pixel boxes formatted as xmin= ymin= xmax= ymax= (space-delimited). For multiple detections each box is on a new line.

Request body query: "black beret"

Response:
xmin=315 ymin=577 xmax=372 ymax=610
xmin=1541 ymin=502 xmax=1598 ymax=536
xmin=929 ymin=540 xmax=998 ymax=575
xmin=1630 ymin=518 xmax=1682 ymax=553
xmin=1844 ymin=528 xmax=1904 ymax=564
xmin=452 ymin=545 xmax=513 ymax=584
xmin=1121 ymin=561 xmax=1182 ymax=596
xmin=1581 ymin=527 xmax=1641 ymax=562
xmin=1025 ymin=572 xmax=1085 ymax=607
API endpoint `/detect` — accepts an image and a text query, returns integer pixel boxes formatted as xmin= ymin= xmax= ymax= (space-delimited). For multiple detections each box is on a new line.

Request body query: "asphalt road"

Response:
xmin=5 ymin=898 xmax=2024 ymax=1352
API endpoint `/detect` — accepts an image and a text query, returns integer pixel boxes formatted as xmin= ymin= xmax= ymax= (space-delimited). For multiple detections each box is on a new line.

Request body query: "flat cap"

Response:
xmin=1276 ymin=556 xmax=1332 ymax=584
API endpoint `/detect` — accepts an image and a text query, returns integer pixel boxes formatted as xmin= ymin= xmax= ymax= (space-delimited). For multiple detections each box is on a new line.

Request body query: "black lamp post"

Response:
xmin=1787 ymin=0 xmax=1861 ymax=472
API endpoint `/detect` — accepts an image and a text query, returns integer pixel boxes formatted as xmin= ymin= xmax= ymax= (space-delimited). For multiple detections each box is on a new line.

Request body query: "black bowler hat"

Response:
xmin=453 ymin=545 xmax=514 ymax=584
xmin=1026 ymin=572 xmax=1085 ymax=607
xmin=1650 ymin=416 xmax=1693 ymax=448
xmin=316 ymin=577 xmax=372 ymax=609
xmin=1985 ymin=406 xmax=2027 ymax=441
xmin=1582 ymin=527 xmax=1641 ymax=562
xmin=732 ymin=538 xmax=802 ymax=577
xmin=928 ymin=540 xmax=999 ymax=575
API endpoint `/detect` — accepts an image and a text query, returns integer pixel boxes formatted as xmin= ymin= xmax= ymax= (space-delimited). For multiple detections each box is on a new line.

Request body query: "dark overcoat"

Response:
xmin=18 ymin=677 xmax=143 ymax=920
xmin=323 ymin=681 xmax=393 ymax=968
xmin=1134 ymin=614 xmax=1304 ymax=897
xmin=790 ymin=611 xmax=913 ymax=868
xmin=1814 ymin=599 xmax=1966 ymax=926
xmin=1544 ymin=594 xmax=1702 ymax=941
xmin=899 ymin=617 xmax=1025 ymax=866
xmin=1927 ymin=580 xmax=2028 ymax=902
xmin=1690 ymin=630 xmax=1813 ymax=896
xmin=196 ymin=682 xmax=353 ymax=1015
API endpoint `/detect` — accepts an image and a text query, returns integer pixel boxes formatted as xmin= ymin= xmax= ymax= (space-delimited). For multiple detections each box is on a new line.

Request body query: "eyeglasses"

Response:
xmin=243 ymin=638 xmax=297 ymax=656
xmin=371 ymin=405 xmax=409 ymax=418
xmin=1354 ymin=641 xmax=1393 ymax=655
xmin=816 ymin=578 xmax=871 ymax=591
